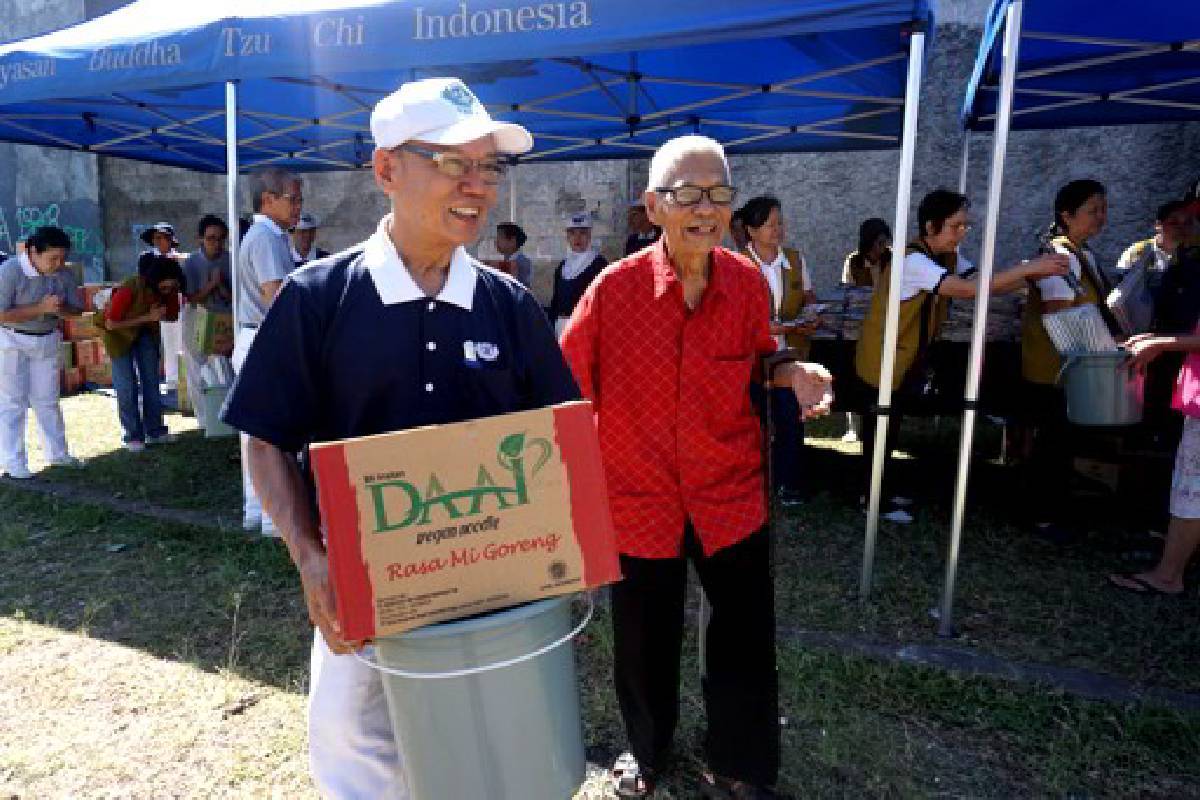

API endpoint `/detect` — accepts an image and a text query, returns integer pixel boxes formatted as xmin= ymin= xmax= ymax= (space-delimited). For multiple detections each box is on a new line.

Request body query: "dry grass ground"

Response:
xmin=1 ymin=393 xmax=1198 ymax=798
xmin=0 ymin=618 xmax=313 ymax=799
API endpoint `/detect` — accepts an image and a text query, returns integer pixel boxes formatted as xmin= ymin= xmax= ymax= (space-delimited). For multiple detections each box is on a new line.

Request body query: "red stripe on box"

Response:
xmin=553 ymin=402 xmax=622 ymax=587
xmin=310 ymin=443 xmax=377 ymax=640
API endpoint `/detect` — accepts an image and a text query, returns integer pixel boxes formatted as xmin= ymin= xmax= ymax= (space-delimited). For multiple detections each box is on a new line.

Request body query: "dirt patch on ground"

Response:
xmin=0 ymin=619 xmax=314 ymax=799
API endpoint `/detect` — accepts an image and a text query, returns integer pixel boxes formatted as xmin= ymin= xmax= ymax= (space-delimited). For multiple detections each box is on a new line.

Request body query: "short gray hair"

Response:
xmin=248 ymin=168 xmax=300 ymax=213
xmin=646 ymin=135 xmax=729 ymax=193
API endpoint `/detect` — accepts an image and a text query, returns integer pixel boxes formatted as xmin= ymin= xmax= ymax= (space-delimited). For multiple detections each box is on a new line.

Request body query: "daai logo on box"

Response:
xmin=366 ymin=432 xmax=553 ymax=532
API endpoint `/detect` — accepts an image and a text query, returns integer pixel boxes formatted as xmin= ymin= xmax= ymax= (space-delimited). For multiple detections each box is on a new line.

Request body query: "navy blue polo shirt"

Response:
xmin=222 ymin=220 xmax=580 ymax=455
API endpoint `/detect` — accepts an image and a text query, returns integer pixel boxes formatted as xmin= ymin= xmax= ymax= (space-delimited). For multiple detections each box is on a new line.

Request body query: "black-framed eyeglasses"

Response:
xmin=654 ymin=184 xmax=737 ymax=207
xmin=393 ymin=143 xmax=507 ymax=185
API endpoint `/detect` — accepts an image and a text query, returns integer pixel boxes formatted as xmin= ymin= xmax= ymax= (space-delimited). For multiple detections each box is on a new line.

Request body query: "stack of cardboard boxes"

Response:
xmin=59 ymin=283 xmax=115 ymax=395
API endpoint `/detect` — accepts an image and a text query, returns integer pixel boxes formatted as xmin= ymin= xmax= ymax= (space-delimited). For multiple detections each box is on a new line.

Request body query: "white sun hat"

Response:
xmin=370 ymin=77 xmax=533 ymax=155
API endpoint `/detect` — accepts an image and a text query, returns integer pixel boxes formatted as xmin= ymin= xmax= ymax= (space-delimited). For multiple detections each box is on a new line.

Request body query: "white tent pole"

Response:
xmin=937 ymin=0 xmax=1024 ymax=638
xmin=860 ymin=28 xmax=926 ymax=599
xmin=958 ymin=130 xmax=971 ymax=194
xmin=225 ymin=81 xmax=240 ymax=324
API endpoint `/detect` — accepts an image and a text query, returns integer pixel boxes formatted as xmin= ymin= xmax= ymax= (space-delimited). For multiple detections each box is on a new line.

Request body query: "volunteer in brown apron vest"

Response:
xmin=842 ymin=217 xmax=893 ymax=289
xmin=840 ymin=219 xmax=893 ymax=444
xmin=1020 ymin=179 xmax=1113 ymax=541
xmin=739 ymin=195 xmax=819 ymax=506
xmin=855 ymin=189 xmax=1068 ymax=523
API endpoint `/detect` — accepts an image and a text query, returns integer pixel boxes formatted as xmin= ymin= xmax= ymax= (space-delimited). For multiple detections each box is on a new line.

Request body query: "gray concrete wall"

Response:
xmin=0 ymin=0 xmax=107 ymax=280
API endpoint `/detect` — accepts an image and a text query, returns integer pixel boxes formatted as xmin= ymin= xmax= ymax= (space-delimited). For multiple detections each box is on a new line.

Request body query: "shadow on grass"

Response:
xmin=3 ymin=427 xmax=1200 ymax=798
xmin=0 ymin=486 xmax=310 ymax=693
xmin=40 ymin=425 xmax=242 ymax=518
xmin=784 ymin=416 xmax=1200 ymax=691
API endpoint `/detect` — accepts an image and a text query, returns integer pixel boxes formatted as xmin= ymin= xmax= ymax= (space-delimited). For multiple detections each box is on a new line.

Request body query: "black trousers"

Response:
xmin=611 ymin=526 xmax=779 ymax=786
xmin=856 ymin=375 xmax=906 ymax=501
xmin=1021 ymin=381 xmax=1073 ymax=525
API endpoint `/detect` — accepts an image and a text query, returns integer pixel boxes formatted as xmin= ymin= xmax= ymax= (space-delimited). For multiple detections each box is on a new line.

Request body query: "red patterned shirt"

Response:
xmin=560 ymin=239 xmax=776 ymax=559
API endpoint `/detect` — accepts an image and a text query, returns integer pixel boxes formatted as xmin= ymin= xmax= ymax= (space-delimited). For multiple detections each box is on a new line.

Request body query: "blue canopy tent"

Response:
xmin=963 ymin=0 xmax=1200 ymax=133
xmin=922 ymin=0 xmax=1200 ymax=637
xmin=0 ymin=0 xmax=933 ymax=171
xmin=0 ymin=0 xmax=935 ymax=619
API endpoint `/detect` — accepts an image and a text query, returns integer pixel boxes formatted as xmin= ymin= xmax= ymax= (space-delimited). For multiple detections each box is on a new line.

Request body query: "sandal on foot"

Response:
xmin=699 ymin=772 xmax=778 ymax=800
xmin=1108 ymin=573 xmax=1181 ymax=597
xmin=613 ymin=752 xmax=655 ymax=798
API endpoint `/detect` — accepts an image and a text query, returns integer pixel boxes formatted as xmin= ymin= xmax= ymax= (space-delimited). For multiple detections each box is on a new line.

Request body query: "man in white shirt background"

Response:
xmin=234 ymin=168 xmax=303 ymax=536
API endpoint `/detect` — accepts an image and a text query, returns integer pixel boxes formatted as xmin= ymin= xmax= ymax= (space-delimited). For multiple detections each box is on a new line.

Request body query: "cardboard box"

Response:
xmin=191 ymin=308 xmax=234 ymax=356
xmin=63 ymin=314 xmax=103 ymax=341
xmin=311 ymin=401 xmax=620 ymax=640
xmin=74 ymin=338 xmax=106 ymax=368
xmin=59 ymin=341 xmax=75 ymax=368
xmin=60 ymin=366 xmax=85 ymax=396
xmin=84 ymin=362 xmax=113 ymax=387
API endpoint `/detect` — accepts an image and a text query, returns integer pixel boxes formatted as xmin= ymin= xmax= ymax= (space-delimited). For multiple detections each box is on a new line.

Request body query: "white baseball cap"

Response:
xmin=371 ymin=77 xmax=533 ymax=155
xmin=566 ymin=213 xmax=593 ymax=230
xmin=293 ymin=212 xmax=320 ymax=231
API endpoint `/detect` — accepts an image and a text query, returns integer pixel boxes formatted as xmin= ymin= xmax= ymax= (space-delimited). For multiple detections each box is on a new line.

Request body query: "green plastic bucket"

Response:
xmin=1058 ymin=350 xmax=1145 ymax=426
xmin=369 ymin=594 xmax=590 ymax=800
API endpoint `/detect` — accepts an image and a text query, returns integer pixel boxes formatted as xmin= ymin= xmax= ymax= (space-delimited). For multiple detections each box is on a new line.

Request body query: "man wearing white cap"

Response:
xmin=221 ymin=77 xmax=579 ymax=798
xmin=548 ymin=212 xmax=608 ymax=337
xmin=291 ymin=211 xmax=331 ymax=268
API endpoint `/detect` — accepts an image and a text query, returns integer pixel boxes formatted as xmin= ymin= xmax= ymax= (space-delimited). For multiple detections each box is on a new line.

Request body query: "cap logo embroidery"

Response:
xmin=442 ymin=82 xmax=480 ymax=115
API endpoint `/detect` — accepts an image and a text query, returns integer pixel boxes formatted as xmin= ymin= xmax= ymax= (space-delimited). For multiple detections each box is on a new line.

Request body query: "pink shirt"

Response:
xmin=1172 ymin=328 xmax=1200 ymax=418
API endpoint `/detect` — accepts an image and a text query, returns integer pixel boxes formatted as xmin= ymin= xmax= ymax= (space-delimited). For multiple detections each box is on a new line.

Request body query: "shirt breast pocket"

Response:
xmin=703 ymin=354 xmax=755 ymax=421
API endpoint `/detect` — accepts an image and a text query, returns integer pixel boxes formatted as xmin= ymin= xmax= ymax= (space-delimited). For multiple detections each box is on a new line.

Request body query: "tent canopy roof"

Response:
xmin=962 ymin=0 xmax=1200 ymax=132
xmin=0 ymin=0 xmax=930 ymax=172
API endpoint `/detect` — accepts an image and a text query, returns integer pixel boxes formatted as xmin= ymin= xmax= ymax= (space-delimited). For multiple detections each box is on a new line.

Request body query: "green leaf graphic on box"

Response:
xmin=499 ymin=432 xmax=526 ymax=464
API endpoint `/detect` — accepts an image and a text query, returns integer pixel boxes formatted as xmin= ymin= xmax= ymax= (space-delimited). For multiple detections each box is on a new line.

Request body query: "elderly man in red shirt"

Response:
xmin=561 ymin=135 xmax=831 ymax=800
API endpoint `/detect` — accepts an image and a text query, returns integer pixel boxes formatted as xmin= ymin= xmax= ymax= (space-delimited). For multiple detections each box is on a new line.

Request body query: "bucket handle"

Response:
xmin=353 ymin=593 xmax=595 ymax=681
xmin=1054 ymin=353 xmax=1081 ymax=386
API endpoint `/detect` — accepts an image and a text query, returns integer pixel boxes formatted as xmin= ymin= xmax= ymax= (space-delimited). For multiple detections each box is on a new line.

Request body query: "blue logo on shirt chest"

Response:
xmin=463 ymin=340 xmax=500 ymax=368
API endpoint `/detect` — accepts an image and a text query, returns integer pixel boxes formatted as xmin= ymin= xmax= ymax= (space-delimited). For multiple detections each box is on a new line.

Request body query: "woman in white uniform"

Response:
xmin=0 ymin=226 xmax=84 ymax=479
xmin=548 ymin=213 xmax=607 ymax=338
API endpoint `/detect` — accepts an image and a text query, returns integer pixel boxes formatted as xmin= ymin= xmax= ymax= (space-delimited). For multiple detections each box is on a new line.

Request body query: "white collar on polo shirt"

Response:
xmin=747 ymin=243 xmax=788 ymax=271
xmin=363 ymin=215 xmax=477 ymax=310
xmin=18 ymin=252 xmax=38 ymax=278
xmin=253 ymin=213 xmax=287 ymax=237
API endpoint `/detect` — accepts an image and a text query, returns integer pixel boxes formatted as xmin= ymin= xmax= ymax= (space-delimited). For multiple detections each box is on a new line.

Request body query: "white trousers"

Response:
xmin=0 ymin=328 xmax=70 ymax=473
xmin=232 ymin=328 xmax=271 ymax=527
xmin=161 ymin=316 xmax=183 ymax=386
xmin=309 ymin=631 xmax=407 ymax=799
